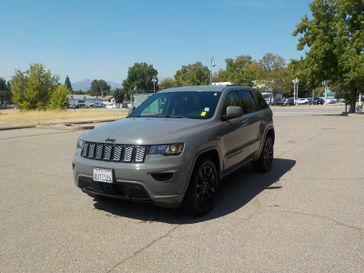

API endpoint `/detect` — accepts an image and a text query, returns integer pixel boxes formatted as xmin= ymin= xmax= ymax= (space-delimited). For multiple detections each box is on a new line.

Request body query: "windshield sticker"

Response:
xmin=201 ymin=111 xmax=207 ymax=117
xmin=204 ymin=107 xmax=210 ymax=112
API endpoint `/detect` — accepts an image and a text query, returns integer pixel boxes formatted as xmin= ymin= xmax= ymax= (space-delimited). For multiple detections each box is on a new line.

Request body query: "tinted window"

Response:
xmin=221 ymin=91 xmax=240 ymax=116
xmin=129 ymin=91 xmax=221 ymax=119
xmin=238 ymin=90 xmax=256 ymax=113
xmin=253 ymin=91 xmax=268 ymax=110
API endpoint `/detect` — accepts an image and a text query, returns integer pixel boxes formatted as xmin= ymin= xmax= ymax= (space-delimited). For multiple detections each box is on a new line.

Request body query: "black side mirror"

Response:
xmin=222 ymin=106 xmax=243 ymax=121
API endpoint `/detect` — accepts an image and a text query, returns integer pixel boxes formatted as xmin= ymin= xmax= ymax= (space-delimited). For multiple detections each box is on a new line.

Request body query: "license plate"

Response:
xmin=93 ymin=168 xmax=113 ymax=183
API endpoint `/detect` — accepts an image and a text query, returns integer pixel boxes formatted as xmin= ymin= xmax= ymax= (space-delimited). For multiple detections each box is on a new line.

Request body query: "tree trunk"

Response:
xmin=349 ymin=91 xmax=357 ymax=113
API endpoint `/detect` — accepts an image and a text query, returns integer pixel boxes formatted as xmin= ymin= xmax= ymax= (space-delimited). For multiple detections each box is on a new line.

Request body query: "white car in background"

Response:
xmin=106 ymin=104 xmax=116 ymax=109
xmin=296 ymin=98 xmax=309 ymax=105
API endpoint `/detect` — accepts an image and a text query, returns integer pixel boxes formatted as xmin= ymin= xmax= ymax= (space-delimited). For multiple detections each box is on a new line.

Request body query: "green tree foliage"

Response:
xmin=0 ymin=77 xmax=12 ymax=107
xmin=293 ymin=0 xmax=364 ymax=112
xmin=89 ymin=79 xmax=110 ymax=96
xmin=174 ymin=62 xmax=209 ymax=86
xmin=122 ymin=62 xmax=158 ymax=92
xmin=11 ymin=64 xmax=59 ymax=110
xmin=215 ymin=55 xmax=261 ymax=87
xmin=258 ymin=53 xmax=293 ymax=95
xmin=113 ymin=88 xmax=125 ymax=103
xmin=64 ymin=75 xmax=73 ymax=92
xmin=259 ymin=53 xmax=286 ymax=72
xmin=49 ymin=85 xmax=70 ymax=110
xmin=159 ymin=77 xmax=177 ymax=90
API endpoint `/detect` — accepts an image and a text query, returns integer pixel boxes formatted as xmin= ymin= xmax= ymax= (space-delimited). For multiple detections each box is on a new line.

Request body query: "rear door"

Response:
xmin=238 ymin=90 xmax=262 ymax=157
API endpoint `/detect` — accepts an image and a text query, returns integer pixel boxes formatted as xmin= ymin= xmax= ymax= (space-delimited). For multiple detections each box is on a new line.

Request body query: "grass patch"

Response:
xmin=0 ymin=109 xmax=127 ymax=127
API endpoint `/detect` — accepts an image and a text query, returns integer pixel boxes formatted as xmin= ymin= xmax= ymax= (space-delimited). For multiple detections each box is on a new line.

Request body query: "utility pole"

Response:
xmin=152 ymin=77 xmax=157 ymax=93
xmin=210 ymin=56 xmax=216 ymax=85
xmin=292 ymin=78 xmax=299 ymax=105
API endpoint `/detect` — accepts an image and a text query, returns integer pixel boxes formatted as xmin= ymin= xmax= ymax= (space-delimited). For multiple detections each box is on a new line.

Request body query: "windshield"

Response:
xmin=129 ymin=91 xmax=221 ymax=119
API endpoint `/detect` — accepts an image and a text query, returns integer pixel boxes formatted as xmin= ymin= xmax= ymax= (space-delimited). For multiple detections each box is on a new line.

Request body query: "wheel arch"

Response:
xmin=182 ymin=147 xmax=222 ymax=197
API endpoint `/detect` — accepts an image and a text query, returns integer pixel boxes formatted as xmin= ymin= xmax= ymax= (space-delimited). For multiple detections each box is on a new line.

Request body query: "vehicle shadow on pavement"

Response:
xmin=93 ymin=158 xmax=296 ymax=224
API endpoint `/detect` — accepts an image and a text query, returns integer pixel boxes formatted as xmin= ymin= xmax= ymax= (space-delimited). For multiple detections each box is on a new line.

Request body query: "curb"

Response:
xmin=0 ymin=125 xmax=37 ymax=131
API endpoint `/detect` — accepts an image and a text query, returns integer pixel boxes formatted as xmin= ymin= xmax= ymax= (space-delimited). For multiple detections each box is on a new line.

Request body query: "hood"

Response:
xmin=81 ymin=117 xmax=209 ymax=145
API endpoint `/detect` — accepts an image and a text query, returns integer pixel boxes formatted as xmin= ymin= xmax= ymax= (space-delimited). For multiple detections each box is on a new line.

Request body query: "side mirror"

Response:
xmin=222 ymin=106 xmax=243 ymax=121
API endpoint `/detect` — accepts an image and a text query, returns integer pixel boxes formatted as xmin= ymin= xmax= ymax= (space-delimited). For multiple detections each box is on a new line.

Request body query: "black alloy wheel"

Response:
xmin=183 ymin=158 xmax=218 ymax=215
xmin=253 ymin=135 xmax=274 ymax=172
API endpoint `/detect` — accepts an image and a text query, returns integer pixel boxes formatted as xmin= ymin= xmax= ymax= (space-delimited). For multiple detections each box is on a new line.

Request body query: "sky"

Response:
xmin=0 ymin=0 xmax=312 ymax=84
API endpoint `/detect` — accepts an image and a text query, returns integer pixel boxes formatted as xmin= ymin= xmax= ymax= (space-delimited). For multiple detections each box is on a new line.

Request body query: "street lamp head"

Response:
xmin=211 ymin=56 xmax=216 ymax=67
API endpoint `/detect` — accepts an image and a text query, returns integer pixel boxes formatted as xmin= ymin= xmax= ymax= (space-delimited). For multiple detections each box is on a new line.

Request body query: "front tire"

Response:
xmin=253 ymin=135 xmax=274 ymax=172
xmin=183 ymin=158 xmax=218 ymax=216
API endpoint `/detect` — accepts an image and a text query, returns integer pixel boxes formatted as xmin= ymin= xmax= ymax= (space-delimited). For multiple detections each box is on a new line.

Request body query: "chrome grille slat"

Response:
xmin=135 ymin=146 xmax=147 ymax=163
xmin=123 ymin=145 xmax=134 ymax=162
xmin=88 ymin=143 xmax=96 ymax=158
xmin=81 ymin=143 xmax=89 ymax=157
xmin=113 ymin=145 xmax=123 ymax=161
xmin=81 ymin=142 xmax=146 ymax=163
xmin=95 ymin=144 xmax=104 ymax=160
xmin=103 ymin=145 xmax=113 ymax=161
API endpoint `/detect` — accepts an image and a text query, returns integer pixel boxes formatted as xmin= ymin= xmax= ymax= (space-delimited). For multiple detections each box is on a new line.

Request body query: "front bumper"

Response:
xmin=72 ymin=151 xmax=194 ymax=207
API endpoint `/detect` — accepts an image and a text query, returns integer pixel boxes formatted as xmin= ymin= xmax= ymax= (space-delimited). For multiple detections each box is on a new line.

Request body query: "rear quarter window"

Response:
xmin=253 ymin=91 xmax=268 ymax=110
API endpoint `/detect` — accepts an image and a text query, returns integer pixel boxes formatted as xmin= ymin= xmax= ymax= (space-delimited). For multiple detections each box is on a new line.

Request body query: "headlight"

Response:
xmin=149 ymin=143 xmax=184 ymax=156
xmin=77 ymin=138 xmax=85 ymax=149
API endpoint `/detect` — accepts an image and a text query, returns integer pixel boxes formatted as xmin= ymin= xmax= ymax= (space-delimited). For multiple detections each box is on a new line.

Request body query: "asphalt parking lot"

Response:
xmin=0 ymin=106 xmax=363 ymax=273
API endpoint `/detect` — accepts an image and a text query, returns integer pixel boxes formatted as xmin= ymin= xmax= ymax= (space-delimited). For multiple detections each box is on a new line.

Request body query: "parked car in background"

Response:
xmin=313 ymin=97 xmax=325 ymax=105
xmin=69 ymin=102 xmax=85 ymax=109
xmin=272 ymin=98 xmax=285 ymax=106
xmin=286 ymin=97 xmax=295 ymax=106
xmin=296 ymin=98 xmax=309 ymax=105
xmin=86 ymin=102 xmax=104 ymax=108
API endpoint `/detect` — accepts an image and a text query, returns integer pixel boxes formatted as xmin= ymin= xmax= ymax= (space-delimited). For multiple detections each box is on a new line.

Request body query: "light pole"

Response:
xmin=322 ymin=80 xmax=328 ymax=104
xmin=210 ymin=56 xmax=216 ymax=85
xmin=292 ymin=78 xmax=299 ymax=105
xmin=152 ymin=77 xmax=157 ymax=93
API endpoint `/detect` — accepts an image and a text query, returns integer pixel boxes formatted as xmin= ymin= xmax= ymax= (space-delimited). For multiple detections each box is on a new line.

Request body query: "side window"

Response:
xmin=221 ymin=91 xmax=240 ymax=116
xmin=253 ymin=91 xmax=268 ymax=110
xmin=238 ymin=90 xmax=256 ymax=114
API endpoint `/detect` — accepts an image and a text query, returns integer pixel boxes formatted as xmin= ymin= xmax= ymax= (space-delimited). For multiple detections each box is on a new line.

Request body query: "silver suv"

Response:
xmin=72 ymin=85 xmax=274 ymax=215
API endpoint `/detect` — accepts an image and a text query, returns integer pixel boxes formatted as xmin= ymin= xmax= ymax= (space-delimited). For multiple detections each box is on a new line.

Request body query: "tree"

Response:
xmin=89 ymin=79 xmax=110 ymax=97
xmin=0 ymin=77 xmax=12 ymax=108
xmin=122 ymin=62 xmax=158 ymax=93
xmin=64 ymin=75 xmax=73 ymax=93
xmin=259 ymin=53 xmax=286 ymax=72
xmin=257 ymin=53 xmax=293 ymax=95
xmin=11 ymin=63 xmax=59 ymax=110
xmin=113 ymin=88 xmax=125 ymax=104
xmin=49 ymin=85 xmax=70 ymax=110
xmin=174 ymin=62 xmax=209 ymax=86
xmin=215 ymin=55 xmax=261 ymax=87
xmin=159 ymin=77 xmax=177 ymax=90
xmin=293 ymin=0 xmax=364 ymax=112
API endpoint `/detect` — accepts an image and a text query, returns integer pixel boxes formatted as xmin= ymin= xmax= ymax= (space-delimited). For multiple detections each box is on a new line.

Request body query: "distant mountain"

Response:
xmin=108 ymin=81 xmax=121 ymax=89
xmin=72 ymin=79 xmax=92 ymax=91
xmin=72 ymin=79 xmax=121 ymax=91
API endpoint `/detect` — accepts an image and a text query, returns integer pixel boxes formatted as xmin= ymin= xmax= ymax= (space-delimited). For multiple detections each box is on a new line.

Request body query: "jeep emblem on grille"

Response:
xmin=105 ymin=138 xmax=116 ymax=143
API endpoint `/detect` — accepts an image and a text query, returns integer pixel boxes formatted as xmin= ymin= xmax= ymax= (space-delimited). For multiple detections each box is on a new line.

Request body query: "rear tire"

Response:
xmin=183 ymin=158 xmax=218 ymax=216
xmin=253 ymin=135 xmax=274 ymax=172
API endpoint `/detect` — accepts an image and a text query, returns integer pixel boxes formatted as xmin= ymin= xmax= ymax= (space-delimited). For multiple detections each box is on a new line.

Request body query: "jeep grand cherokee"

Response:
xmin=72 ymin=85 xmax=274 ymax=215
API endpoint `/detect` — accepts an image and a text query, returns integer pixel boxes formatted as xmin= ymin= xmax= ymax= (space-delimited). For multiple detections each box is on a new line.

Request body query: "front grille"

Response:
xmin=81 ymin=141 xmax=148 ymax=163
